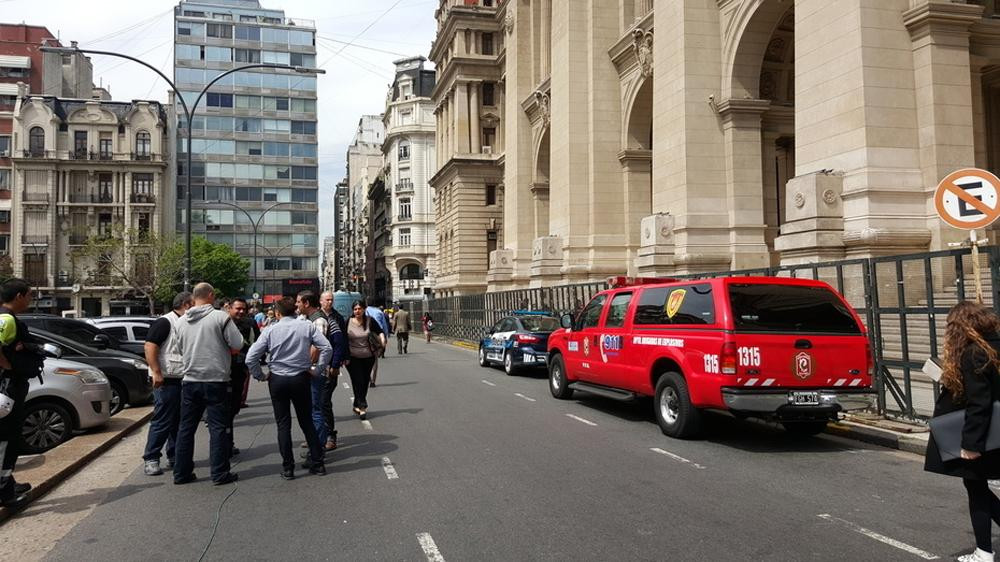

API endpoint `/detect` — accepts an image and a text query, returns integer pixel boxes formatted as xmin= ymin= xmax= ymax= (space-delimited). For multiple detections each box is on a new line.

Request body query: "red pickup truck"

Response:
xmin=546 ymin=277 xmax=875 ymax=438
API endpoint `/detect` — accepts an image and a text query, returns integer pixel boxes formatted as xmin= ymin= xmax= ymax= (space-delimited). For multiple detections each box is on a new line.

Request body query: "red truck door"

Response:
xmin=564 ymin=294 xmax=608 ymax=383
xmin=592 ymin=291 xmax=634 ymax=388
xmin=725 ymin=281 xmax=870 ymax=397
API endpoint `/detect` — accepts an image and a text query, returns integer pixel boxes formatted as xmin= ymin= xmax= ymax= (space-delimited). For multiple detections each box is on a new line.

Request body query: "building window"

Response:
xmin=29 ymin=127 xmax=46 ymax=156
xmin=206 ymin=23 xmax=233 ymax=38
xmin=487 ymin=230 xmax=498 ymax=254
xmin=483 ymin=127 xmax=496 ymax=151
xmin=482 ymin=82 xmax=495 ymax=106
xmin=73 ymin=130 xmax=87 ymax=156
xmin=98 ymin=174 xmax=113 ymax=202
xmin=485 ymin=184 xmax=497 ymax=206
xmin=398 ymin=140 xmax=410 ymax=161
xmin=0 ymin=136 xmax=9 ymax=156
xmin=133 ymin=173 xmax=154 ymax=195
xmin=399 ymin=198 xmax=412 ymax=219
xmin=235 ymin=25 xmax=260 ymax=41
xmin=133 ymin=130 xmax=151 ymax=158
xmin=99 ymin=134 xmax=112 ymax=159
xmin=235 ymin=48 xmax=260 ymax=63
xmin=0 ymin=170 xmax=9 ymax=190
xmin=399 ymin=228 xmax=411 ymax=247
xmin=0 ymin=211 xmax=9 ymax=224
xmin=482 ymin=33 xmax=494 ymax=56
xmin=207 ymin=93 xmax=234 ymax=107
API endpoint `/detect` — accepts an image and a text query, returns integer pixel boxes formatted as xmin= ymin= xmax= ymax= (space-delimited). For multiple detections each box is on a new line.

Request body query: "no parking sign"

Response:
xmin=934 ymin=168 xmax=1000 ymax=230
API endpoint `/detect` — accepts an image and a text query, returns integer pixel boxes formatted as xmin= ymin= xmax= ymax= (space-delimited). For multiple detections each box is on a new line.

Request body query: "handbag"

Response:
xmin=929 ymin=401 xmax=1000 ymax=461
xmin=366 ymin=319 xmax=384 ymax=356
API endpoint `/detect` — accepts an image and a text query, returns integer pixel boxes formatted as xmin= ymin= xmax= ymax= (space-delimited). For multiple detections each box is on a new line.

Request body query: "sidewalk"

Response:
xmin=0 ymin=405 xmax=153 ymax=522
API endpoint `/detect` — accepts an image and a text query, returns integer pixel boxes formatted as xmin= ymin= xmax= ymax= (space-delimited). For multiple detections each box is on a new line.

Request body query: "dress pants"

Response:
xmin=397 ymin=332 xmax=409 ymax=354
xmin=229 ymin=367 xmax=248 ymax=446
xmin=142 ymin=380 xmax=182 ymax=462
xmin=346 ymin=356 xmax=376 ymax=409
xmin=269 ymin=372 xmax=323 ymax=470
xmin=173 ymin=382 xmax=231 ymax=483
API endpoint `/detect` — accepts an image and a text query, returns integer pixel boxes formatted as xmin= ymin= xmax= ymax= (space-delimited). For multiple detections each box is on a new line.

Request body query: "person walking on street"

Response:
xmin=172 ymin=283 xmax=244 ymax=486
xmin=345 ymin=300 xmax=385 ymax=419
xmin=141 ymin=292 xmax=193 ymax=476
xmin=0 ymin=279 xmax=45 ymax=506
xmin=296 ymin=291 xmax=333 ymax=452
xmin=422 ymin=312 xmax=433 ymax=343
xmin=246 ymin=298 xmax=332 ymax=480
xmin=925 ymin=301 xmax=1000 ymax=562
xmin=225 ymin=298 xmax=258 ymax=454
xmin=366 ymin=301 xmax=390 ymax=386
xmin=392 ymin=305 xmax=411 ymax=354
xmin=319 ymin=291 xmax=347 ymax=451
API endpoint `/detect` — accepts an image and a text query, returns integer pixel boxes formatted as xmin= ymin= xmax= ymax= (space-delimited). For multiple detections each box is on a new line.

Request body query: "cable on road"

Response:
xmin=197 ymin=419 xmax=269 ymax=562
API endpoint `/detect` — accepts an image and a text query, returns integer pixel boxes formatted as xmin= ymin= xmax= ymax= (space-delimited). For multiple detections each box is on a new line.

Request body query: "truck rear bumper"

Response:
xmin=721 ymin=388 xmax=875 ymax=416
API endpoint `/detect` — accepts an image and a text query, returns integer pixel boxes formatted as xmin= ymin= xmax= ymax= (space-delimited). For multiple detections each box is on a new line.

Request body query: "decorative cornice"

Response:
xmin=632 ymin=28 xmax=654 ymax=79
xmin=903 ymin=2 xmax=983 ymax=42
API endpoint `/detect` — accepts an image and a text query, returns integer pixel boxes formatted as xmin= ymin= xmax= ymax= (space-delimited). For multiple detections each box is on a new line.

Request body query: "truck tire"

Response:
xmin=654 ymin=372 xmax=702 ymax=439
xmin=548 ymin=354 xmax=574 ymax=400
xmin=782 ymin=421 xmax=828 ymax=437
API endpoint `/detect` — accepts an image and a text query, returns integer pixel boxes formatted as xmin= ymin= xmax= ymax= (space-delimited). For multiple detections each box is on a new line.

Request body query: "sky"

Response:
xmin=5 ymin=0 xmax=439 ymax=243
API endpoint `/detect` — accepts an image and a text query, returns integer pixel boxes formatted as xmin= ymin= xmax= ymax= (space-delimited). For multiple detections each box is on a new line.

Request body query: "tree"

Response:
xmin=156 ymin=236 xmax=250 ymax=303
xmin=0 ymin=254 xmax=13 ymax=285
xmin=72 ymin=227 xmax=175 ymax=315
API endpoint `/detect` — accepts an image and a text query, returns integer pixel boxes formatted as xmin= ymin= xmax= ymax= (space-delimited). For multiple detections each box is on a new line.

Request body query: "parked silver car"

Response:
xmin=20 ymin=357 xmax=112 ymax=454
xmin=84 ymin=317 xmax=157 ymax=345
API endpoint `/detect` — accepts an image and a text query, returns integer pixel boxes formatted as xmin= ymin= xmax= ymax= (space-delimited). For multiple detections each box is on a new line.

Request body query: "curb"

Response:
xmin=824 ymin=420 xmax=928 ymax=456
xmin=0 ymin=406 xmax=153 ymax=522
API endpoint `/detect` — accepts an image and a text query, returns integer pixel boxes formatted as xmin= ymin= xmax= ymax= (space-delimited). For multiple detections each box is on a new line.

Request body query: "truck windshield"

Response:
xmin=728 ymin=284 xmax=862 ymax=334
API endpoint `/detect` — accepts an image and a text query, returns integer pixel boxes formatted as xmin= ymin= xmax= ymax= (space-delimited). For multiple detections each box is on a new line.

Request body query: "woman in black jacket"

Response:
xmin=925 ymin=301 xmax=1000 ymax=562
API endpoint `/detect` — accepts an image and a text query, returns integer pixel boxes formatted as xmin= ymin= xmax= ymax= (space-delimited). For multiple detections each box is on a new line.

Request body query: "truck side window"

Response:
xmin=634 ymin=284 xmax=715 ymax=325
xmin=576 ymin=295 xmax=607 ymax=331
xmin=604 ymin=293 xmax=632 ymax=328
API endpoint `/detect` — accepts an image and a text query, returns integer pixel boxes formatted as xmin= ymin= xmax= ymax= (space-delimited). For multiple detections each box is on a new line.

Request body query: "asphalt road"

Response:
xmin=0 ymin=338 xmax=987 ymax=561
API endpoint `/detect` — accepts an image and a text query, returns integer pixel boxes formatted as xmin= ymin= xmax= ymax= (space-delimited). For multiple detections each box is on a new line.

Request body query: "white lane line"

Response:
xmin=817 ymin=514 xmax=938 ymax=560
xmin=382 ymin=457 xmax=399 ymax=480
xmin=417 ymin=533 xmax=446 ymax=562
xmin=481 ymin=380 xmax=497 ymax=387
xmin=650 ymin=447 xmax=706 ymax=470
xmin=565 ymin=414 xmax=597 ymax=426
xmin=361 ymin=420 xmax=373 ymax=431
xmin=343 ymin=382 xmax=350 ymax=389
xmin=514 ymin=393 xmax=536 ymax=402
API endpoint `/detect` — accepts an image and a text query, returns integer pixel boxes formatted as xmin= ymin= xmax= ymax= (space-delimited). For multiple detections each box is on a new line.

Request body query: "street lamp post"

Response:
xmin=235 ymin=242 xmax=300 ymax=296
xmin=41 ymin=46 xmax=323 ymax=292
xmin=213 ymin=200 xmax=293 ymax=297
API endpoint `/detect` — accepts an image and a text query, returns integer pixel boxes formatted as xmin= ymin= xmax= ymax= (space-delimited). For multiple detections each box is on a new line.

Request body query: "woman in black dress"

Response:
xmin=925 ymin=301 xmax=1000 ymax=562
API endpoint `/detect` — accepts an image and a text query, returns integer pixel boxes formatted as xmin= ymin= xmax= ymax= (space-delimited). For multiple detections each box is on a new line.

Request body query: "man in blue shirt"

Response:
xmin=366 ymin=300 xmax=391 ymax=386
xmin=246 ymin=297 xmax=332 ymax=480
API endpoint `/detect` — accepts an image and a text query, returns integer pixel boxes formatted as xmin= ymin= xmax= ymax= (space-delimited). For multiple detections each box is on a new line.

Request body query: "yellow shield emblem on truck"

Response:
xmin=665 ymin=289 xmax=687 ymax=319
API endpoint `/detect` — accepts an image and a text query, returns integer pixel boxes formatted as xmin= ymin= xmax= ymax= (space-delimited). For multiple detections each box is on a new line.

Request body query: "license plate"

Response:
xmin=791 ymin=392 xmax=819 ymax=405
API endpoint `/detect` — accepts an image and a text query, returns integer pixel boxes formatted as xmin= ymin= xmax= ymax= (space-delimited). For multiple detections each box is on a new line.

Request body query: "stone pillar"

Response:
xmin=540 ymin=0 xmax=551 ymax=78
xmin=717 ymin=98 xmax=771 ymax=269
xmin=903 ymin=1 xmax=983 ymax=252
xmin=470 ymin=81 xmax=481 ymax=154
xmin=636 ymin=214 xmax=675 ymax=276
xmin=530 ymin=235 xmax=562 ymax=287
xmin=454 ymin=83 xmax=470 ymax=154
xmin=775 ymin=172 xmax=847 ymax=264
xmin=531 ymin=182 xmax=549 ymax=239
xmin=619 ymin=149 xmax=651 ymax=255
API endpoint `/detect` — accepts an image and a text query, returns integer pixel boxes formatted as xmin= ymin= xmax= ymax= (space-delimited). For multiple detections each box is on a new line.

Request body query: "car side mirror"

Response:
xmin=41 ymin=343 xmax=62 ymax=358
xmin=91 ymin=334 xmax=110 ymax=349
xmin=560 ymin=313 xmax=573 ymax=330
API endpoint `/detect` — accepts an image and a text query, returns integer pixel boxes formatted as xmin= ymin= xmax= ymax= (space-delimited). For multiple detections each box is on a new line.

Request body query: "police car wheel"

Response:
xmin=503 ymin=352 xmax=517 ymax=376
xmin=654 ymin=372 xmax=702 ymax=439
xmin=19 ymin=401 xmax=73 ymax=454
xmin=478 ymin=346 xmax=489 ymax=367
xmin=548 ymin=355 xmax=574 ymax=400
xmin=782 ymin=421 xmax=828 ymax=437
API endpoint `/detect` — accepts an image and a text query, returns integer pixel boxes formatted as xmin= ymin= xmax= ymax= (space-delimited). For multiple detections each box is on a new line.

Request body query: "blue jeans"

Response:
xmin=310 ymin=373 xmax=327 ymax=445
xmin=173 ymin=382 xmax=231 ymax=483
xmin=142 ymin=381 xmax=182 ymax=462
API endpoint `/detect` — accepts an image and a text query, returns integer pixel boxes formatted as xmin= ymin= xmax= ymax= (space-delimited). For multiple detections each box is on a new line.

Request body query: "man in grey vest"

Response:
xmin=141 ymin=291 xmax=193 ymax=476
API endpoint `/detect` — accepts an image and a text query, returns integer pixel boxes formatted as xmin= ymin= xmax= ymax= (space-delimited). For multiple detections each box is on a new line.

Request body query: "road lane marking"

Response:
xmin=565 ymin=414 xmax=597 ymax=426
xmin=361 ymin=420 xmax=373 ymax=431
xmin=343 ymin=382 xmax=350 ymax=389
xmin=817 ymin=514 xmax=938 ymax=560
xmin=514 ymin=393 xmax=536 ymax=402
xmin=382 ymin=457 xmax=399 ymax=480
xmin=650 ymin=447 xmax=706 ymax=470
xmin=481 ymin=380 xmax=497 ymax=387
xmin=417 ymin=533 xmax=446 ymax=562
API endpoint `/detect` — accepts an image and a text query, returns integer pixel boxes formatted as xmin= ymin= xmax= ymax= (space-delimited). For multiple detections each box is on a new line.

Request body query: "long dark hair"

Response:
xmin=352 ymin=299 xmax=369 ymax=329
xmin=942 ymin=301 xmax=1000 ymax=401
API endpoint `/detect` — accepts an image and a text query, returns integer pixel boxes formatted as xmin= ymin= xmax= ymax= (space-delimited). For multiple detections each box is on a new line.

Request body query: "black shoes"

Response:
xmin=13 ymin=482 xmax=31 ymax=495
xmin=301 ymin=461 xmax=326 ymax=475
xmin=213 ymin=472 xmax=239 ymax=486
xmin=281 ymin=468 xmax=295 ymax=480
xmin=0 ymin=493 xmax=28 ymax=509
xmin=174 ymin=473 xmax=198 ymax=485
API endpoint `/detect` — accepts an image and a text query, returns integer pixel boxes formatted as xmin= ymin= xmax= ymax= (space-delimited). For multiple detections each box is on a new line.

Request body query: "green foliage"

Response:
xmin=156 ymin=236 xmax=249 ymax=302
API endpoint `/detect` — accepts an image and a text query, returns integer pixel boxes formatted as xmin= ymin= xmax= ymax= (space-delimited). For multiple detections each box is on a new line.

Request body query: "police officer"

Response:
xmin=0 ymin=279 xmax=44 ymax=506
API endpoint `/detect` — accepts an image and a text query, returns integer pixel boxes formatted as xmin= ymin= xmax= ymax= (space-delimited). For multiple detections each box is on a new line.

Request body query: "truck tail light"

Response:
xmin=514 ymin=334 xmax=540 ymax=346
xmin=721 ymin=342 xmax=738 ymax=375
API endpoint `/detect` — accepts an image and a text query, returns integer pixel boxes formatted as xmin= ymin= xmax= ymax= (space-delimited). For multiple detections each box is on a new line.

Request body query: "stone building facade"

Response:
xmin=429 ymin=0 xmax=1000 ymax=292
xmin=430 ymin=0 xmax=505 ymax=297
xmin=11 ymin=91 xmax=169 ymax=315
xmin=383 ymin=57 xmax=438 ymax=303
xmin=340 ymin=115 xmax=384 ymax=293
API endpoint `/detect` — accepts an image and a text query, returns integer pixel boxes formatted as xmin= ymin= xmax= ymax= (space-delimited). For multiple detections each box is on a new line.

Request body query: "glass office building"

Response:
xmin=174 ymin=0 xmax=319 ymax=298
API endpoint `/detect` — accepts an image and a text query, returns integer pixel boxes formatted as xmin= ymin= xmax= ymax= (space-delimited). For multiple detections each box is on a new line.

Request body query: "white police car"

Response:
xmin=478 ymin=312 xmax=561 ymax=376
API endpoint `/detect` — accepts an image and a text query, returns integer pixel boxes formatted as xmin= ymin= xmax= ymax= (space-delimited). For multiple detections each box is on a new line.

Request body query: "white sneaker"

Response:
xmin=143 ymin=460 xmax=162 ymax=476
xmin=958 ymin=548 xmax=995 ymax=562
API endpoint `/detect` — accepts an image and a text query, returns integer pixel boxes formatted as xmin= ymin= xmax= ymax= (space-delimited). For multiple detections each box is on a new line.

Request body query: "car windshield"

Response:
xmin=518 ymin=315 xmax=559 ymax=332
xmin=728 ymin=283 xmax=862 ymax=334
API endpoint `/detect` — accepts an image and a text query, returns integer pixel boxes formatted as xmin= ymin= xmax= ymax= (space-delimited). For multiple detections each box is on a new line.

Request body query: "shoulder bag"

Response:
xmin=366 ymin=318 xmax=385 ymax=356
xmin=929 ymin=401 xmax=1000 ymax=461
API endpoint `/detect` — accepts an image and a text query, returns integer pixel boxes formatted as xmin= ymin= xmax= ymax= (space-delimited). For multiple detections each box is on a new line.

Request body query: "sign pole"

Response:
xmin=972 ymin=229 xmax=984 ymax=304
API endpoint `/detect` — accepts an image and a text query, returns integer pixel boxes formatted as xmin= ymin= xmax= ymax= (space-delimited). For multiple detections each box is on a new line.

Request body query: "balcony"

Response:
xmin=98 ymin=151 xmax=113 ymax=161
xmin=22 ymin=191 xmax=50 ymax=203
xmin=69 ymin=193 xmax=114 ymax=204
xmin=20 ymin=149 xmax=54 ymax=159
xmin=395 ymin=181 xmax=414 ymax=193
xmin=130 ymin=193 xmax=156 ymax=204
xmin=397 ymin=214 xmax=412 ymax=222
xmin=22 ymin=235 xmax=48 ymax=245
xmin=132 ymin=153 xmax=153 ymax=162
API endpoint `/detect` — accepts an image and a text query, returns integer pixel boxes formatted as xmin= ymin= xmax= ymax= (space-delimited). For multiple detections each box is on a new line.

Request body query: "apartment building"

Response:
xmin=341 ymin=115 xmax=383 ymax=294
xmin=174 ymin=0 xmax=319 ymax=299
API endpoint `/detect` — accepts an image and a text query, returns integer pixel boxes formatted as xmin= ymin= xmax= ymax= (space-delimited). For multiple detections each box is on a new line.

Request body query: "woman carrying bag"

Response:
xmin=343 ymin=300 xmax=385 ymax=420
xmin=925 ymin=301 xmax=1000 ymax=562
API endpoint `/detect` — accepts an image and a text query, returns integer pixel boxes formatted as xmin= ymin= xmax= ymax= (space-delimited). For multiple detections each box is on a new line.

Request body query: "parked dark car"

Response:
xmin=478 ymin=312 xmax=560 ymax=375
xmin=20 ymin=314 xmax=145 ymax=357
xmin=28 ymin=328 xmax=153 ymax=415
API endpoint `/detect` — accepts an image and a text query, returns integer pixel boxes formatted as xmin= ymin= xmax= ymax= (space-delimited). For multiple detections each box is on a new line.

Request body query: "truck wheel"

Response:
xmin=548 ymin=355 xmax=574 ymax=400
xmin=654 ymin=372 xmax=702 ymax=439
xmin=478 ymin=346 xmax=489 ymax=367
xmin=782 ymin=421 xmax=828 ymax=437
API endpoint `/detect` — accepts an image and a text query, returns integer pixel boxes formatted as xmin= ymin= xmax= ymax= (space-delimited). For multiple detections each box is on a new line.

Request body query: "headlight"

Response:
xmin=117 ymin=358 xmax=148 ymax=370
xmin=54 ymin=367 xmax=108 ymax=385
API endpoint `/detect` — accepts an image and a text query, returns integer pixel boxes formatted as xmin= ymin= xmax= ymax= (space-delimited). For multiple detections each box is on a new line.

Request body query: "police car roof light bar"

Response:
xmin=607 ymin=276 xmax=679 ymax=289
xmin=512 ymin=310 xmax=552 ymax=316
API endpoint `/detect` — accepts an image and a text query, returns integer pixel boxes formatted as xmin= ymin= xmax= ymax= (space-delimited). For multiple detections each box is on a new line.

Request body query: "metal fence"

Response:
xmin=404 ymin=246 xmax=1000 ymax=420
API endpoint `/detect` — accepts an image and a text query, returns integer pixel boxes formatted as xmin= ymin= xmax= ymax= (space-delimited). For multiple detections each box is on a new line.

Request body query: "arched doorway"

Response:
xmin=622 ymin=76 xmax=653 ymax=256
xmin=532 ymin=128 xmax=551 ymax=239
